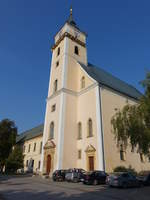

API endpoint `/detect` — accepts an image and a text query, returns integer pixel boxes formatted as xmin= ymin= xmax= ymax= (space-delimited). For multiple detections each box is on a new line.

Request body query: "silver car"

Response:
xmin=107 ymin=172 xmax=142 ymax=188
xmin=65 ymin=168 xmax=86 ymax=183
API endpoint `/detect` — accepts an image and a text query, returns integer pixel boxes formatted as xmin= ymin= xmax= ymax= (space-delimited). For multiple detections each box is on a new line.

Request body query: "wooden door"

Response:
xmin=89 ymin=156 xmax=94 ymax=171
xmin=46 ymin=155 xmax=51 ymax=174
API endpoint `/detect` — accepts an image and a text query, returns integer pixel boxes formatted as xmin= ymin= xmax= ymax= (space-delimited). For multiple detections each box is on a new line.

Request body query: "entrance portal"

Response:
xmin=88 ymin=156 xmax=94 ymax=171
xmin=46 ymin=155 xmax=51 ymax=174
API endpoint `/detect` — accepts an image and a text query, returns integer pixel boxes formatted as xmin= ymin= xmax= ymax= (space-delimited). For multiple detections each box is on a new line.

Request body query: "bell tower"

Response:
xmin=40 ymin=8 xmax=88 ymax=173
xmin=48 ymin=7 xmax=87 ymax=97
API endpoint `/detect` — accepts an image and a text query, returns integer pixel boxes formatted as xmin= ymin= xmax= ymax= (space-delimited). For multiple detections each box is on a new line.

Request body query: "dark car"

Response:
xmin=65 ymin=168 xmax=86 ymax=183
xmin=138 ymin=173 xmax=150 ymax=186
xmin=52 ymin=170 xmax=67 ymax=181
xmin=107 ymin=172 xmax=142 ymax=188
xmin=83 ymin=171 xmax=107 ymax=185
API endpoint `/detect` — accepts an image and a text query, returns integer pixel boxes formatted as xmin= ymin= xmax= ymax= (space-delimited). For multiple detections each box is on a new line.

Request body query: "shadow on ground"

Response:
xmin=0 ymin=176 xmax=150 ymax=200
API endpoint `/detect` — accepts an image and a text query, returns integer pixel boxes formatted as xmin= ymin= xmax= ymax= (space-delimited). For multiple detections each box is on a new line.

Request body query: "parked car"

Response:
xmin=52 ymin=170 xmax=67 ymax=181
xmin=138 ymin=173 xmax=150 ymax=186
xmin=83 ymin=171 xmax=107 ymax=185
xmin=17 ymin=168 xmax=24 ymax=174
xmin=65 ymin=168 xmax=86 ymax=183
xmin=107 ymin=172 xmax=142 ymax=188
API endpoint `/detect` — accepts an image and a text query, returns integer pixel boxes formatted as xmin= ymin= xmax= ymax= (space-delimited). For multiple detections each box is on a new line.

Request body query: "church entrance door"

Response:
xmin=88 ymin=156 xmax=94 ymax=171
xmin=46 ymin=155 xmax=51 ymax=174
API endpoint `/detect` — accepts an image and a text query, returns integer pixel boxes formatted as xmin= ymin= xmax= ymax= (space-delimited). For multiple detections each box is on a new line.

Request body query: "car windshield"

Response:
xmin=110 ymin=172 xmax=124 ymax=177
xmin=87 ymin=171 xmax=94 ymax=175
xmin=80 ymin=169 xmax=86 ymax=173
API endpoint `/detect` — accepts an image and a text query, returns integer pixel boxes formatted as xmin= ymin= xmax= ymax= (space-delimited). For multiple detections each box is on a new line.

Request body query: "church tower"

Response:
xmin=40 ymin=8 xmax=88 ymax=174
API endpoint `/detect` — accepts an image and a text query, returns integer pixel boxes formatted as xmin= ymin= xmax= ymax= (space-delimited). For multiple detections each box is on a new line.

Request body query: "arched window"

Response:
xmin=31 ymin=159 xmax=34 ymax=168
xmin=50 ymin=122 xmax=54 ymax=139
xmin=57 ymin=47 xmax=60 ymax=56
xmin=54 ymin=79 xmax=58 ymax=93
xmin=81 ymin=76 xmax=85 ymax=89
xmin=78 ymin=122 xmax=82 ymax=139
xmin=74 ymin=46 xmax=79 ymax=55
xmin=88 ymin=118 xmax=93 ymax=137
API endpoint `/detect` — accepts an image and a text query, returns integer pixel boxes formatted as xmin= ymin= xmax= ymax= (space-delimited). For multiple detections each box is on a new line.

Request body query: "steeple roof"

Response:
xmin=65 ymin=7 xmax=87 ymax=36
xmin=67 ymin=7 xmax=77 ymax=26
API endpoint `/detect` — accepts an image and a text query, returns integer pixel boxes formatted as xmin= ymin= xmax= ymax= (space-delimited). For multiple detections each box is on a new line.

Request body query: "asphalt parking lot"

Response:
xmin=0 ymin=175 xmax=150 ymax=200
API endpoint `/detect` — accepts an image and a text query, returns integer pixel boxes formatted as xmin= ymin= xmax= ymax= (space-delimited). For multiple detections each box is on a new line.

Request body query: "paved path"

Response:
xmin=0 ymin=175 xmax=150 ymax=200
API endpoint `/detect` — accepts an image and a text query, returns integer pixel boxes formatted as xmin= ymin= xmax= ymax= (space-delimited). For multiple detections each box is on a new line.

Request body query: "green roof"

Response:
xmin=16 ymin=124 xmax=44 ymax=143
xmin=80 ymin=62 xmax=142 ymax=100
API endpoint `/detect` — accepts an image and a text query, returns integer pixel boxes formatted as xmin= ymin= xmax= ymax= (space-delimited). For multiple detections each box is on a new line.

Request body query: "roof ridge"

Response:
xmin=19 ymin=123 xmax=44 ymax=136
xmin=91 ymin=63 xmax=142 ymax=93
xmin=79 ymin=61 xmax=142 ymax=100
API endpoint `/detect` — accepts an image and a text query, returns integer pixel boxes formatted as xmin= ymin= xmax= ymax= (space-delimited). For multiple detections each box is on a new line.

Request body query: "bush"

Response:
xmin=5 ymin=145 xmax=23 ymax=173
xmin=113 ymin=165 xmax=137 ymax=175
xmin=138 ymin=170 xmax=150 ymax=176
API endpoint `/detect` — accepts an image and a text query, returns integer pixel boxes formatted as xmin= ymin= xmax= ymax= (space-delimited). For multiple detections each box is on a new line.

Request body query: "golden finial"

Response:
xmin=70 ymin=6 xmax=72 ymax=16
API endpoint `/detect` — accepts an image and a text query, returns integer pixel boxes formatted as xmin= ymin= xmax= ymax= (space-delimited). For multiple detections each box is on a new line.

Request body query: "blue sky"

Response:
xmin=0 ymin=0 xmax=150 ymax=133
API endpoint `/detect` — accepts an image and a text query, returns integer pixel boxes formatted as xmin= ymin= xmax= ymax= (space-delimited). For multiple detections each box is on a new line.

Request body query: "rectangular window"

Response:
xmin=120 ymin=150 xmax=125 ymax=161
xmin=56 ymin=61 xmax=59 ymax=67
xmin=57 ymin=47 xmax=60 ymax=56
xmin=140 ymin=153 xmax=144 ymax=163
xmin=54 ymin=79 xmax=58 ymax=93
xmin=74 ymin=46 xmax=79 ymax=55
xmin=120 ymin=145 xmax=125 ymax=161
xmin=38 ymin=161 xmax=41 ymax=169
xmin=33 ymin=143 xmax=36 ymax=152
xmin=51 ymin=104 xmax=56 ymax=112
xmin=78 ymin=150 xmax=82 ymax=159
xmin=40 ymin=141 xmax=42 ymax=154
xmin=28 ymin=144 xmax=31 ymax=152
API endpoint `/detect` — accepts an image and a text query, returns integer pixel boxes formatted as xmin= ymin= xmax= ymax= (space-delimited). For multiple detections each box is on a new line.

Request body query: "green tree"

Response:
xmin=0 ymin=119 xmax=17 ymax=172
xmin=140 ymin=72 xmax=150 ymax=130
xmin=113 ymin=165 xmax=137 ymax=175
xmin=111 ymin=72 xmax=150 ymax=156
xmin=5 ymin=145 xmax=24 ymax=173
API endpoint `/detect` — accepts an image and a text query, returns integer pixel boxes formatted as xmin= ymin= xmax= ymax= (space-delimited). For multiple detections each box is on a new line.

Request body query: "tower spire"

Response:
xmin=70 ymin=6 xmax=72 ymax=16
xmin=67 ymin=6 xmax=76 ymax=26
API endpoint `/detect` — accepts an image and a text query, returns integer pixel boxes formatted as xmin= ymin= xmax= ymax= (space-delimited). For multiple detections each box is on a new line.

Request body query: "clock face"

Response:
xmin=74 ymin=31 xmax=80 ymax=39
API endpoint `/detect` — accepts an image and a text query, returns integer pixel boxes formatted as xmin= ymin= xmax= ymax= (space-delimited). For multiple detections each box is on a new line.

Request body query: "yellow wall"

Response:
xmin=41 ymin=19 xmax=150 ymax=174
xmin=101 ymin=87 xmax=150 ymax=172
xmin=23 ymin=135 xmax=43 ymax=172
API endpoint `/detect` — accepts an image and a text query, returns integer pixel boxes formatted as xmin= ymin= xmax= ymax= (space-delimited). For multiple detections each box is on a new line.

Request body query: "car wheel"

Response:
xmin=109 ymin=185 xmax=113 ymax=188
xmin=73 ymin=178 xmax=78 ymax=183
xmin=138 ymin=181 xmax=143 ymax=188
xmin=93 ymin=180 xmax=98 ymax=185
xmin=122 ymin=182 xmax=128 ymax=189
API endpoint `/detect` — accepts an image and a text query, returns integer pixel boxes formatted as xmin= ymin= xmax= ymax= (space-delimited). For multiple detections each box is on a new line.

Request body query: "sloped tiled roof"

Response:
xmin=16 ymin=124 xmax=44 ymax=143
xmin=80 ymin=62 xmax=142 ymax=100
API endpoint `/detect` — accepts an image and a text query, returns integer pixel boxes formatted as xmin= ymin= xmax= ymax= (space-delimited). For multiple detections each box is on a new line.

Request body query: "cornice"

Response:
xmin=51 ymin=32 xmax=86 ymax=51
xmin=47 ymin=82 xmax=98 ymax=101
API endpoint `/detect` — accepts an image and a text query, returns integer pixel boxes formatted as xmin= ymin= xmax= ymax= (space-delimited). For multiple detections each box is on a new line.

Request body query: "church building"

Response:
xmin=17 ymin=9 xmax=150 ymax=174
